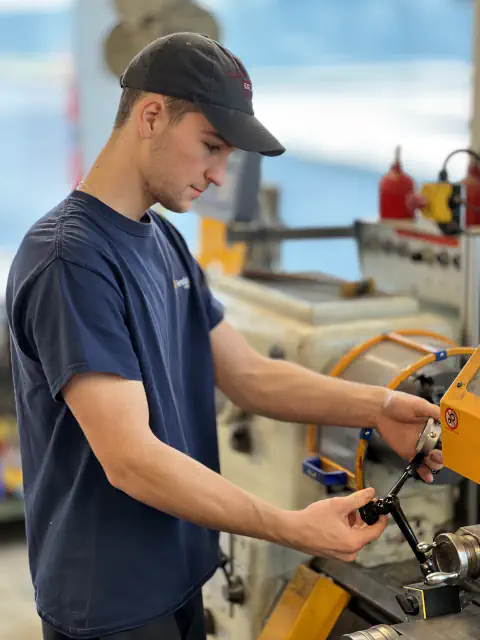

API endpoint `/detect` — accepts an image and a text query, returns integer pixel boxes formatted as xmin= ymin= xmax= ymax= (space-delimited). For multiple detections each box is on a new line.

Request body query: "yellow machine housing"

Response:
xmin=440 ymin=345 xmax=480 ymax=485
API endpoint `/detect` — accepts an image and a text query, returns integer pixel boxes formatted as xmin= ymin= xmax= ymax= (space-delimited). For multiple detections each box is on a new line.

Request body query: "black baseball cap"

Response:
xmin=120 ymin=32 xmax=285 ymax=157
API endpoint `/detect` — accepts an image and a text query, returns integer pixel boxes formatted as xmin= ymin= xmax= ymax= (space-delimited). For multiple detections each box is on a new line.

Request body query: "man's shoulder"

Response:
xmin=8 ymin=197 xmax=68 ymax=287
xmin=8 ymin=193 xmax=116 ymax=296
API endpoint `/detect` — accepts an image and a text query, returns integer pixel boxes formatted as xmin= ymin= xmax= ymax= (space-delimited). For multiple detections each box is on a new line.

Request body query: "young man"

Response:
xmin=6 ymin=33 xmax=442 ymax=640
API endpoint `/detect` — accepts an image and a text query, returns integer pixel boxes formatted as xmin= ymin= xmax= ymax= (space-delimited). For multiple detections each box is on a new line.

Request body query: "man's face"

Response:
xmin=142 ymin=109 xmax=234 ymax=213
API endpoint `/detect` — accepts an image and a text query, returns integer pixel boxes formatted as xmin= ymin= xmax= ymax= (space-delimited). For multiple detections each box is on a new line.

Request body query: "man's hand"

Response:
xmin=282 ymin=488 xmax=388 ymax=561
xmin=376 ymin=390 xmax=443 ymax=483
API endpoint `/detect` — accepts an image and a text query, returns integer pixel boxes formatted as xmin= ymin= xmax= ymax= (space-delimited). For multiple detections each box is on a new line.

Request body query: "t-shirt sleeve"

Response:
xmin=24 ymin=259 xmax=142 ymax=401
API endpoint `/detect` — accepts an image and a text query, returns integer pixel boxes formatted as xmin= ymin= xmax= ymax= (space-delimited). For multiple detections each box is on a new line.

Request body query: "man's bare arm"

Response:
xmin=62 ymin=372 xmax=387 ymax=560
xmin=63 ymin=373 xmax=286 ymax=537
xmin=211 ymin=320 xmax=387 ymax=428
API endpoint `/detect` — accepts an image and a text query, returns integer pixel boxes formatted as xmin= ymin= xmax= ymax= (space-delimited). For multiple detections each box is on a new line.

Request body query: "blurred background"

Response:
xmin=0 ymin=0 xmax=475 ymax=289
xmin=0 ymin=1 xmax=477 ymax=638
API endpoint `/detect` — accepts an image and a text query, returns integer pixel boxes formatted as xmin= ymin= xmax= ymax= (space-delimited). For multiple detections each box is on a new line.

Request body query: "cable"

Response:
xmin=439 ymin=148 xmax=480 ymax=181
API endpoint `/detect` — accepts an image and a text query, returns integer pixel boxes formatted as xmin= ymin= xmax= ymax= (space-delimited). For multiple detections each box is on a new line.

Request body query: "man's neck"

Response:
xmin=77 ymin=135 xmax=153 ymax=222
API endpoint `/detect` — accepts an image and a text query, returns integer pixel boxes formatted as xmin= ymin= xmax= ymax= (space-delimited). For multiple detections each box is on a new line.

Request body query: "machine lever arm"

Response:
xmin=388 ymin=496 xmax=429 ymax=566
xmin=360 ymin=495 xmax=430 ymax=568
xmin=388 ymin=452 xmax=423 ymax=497
xmin=359 ymin=450 xmax=439 ymax=575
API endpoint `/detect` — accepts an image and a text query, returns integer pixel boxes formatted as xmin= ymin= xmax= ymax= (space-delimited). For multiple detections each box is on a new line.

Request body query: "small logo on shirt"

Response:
xmin=173 ymin=276 xmax=190 ymax=290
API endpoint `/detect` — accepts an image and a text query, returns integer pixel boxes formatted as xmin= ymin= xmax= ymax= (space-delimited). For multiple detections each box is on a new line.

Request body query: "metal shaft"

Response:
xmin=389 ymin=496 xmax=428 ymax=565
xmin=388 ymin=467 xmax=414 ymax=497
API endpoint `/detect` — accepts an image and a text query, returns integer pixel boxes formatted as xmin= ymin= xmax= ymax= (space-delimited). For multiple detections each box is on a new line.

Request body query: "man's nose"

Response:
xmin=205 ymin=158 xmax=228 ymax=188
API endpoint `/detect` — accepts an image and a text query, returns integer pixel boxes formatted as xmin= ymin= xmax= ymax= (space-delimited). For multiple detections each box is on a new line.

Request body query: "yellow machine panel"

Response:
xmin=440 ymin=345 xmax=480 ymax=485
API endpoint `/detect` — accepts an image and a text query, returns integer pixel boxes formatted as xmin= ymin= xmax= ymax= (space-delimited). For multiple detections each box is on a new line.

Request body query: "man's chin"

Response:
xmin=156 ymin=198 xmax=191 ymax=214
xmin=171 ymin=202 xmax=191 ymax=214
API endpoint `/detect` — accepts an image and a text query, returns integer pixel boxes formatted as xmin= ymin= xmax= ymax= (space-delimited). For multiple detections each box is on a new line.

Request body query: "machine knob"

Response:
xmin=230 ymin=422 xmax=253 ymax=454
xmin=417 ymin=541 xmax=437 ymax=554
xmin=204 ymin=608 xmax=216 ymax=635
xmin=395 ymin=593 xmax=420 ymax=616
xmin=425 ymin=571 xmax=460 ymax=586
xmin=359 ymin=501 xmax=381 ymax=525
xmin=437 ymin=251 xmax=450 ymax=267
xmin=423 ymin=248 xmax=436 ymax=264
xmin=268 ymin=344 xmax=285 ymax=359
xmin=222 ymin=576 xmax=246 ymax=605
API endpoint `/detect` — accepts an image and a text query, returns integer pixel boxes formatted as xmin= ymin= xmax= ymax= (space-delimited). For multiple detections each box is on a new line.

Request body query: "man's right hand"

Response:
xmin=281 ymin=488 xmax=388 ymax=562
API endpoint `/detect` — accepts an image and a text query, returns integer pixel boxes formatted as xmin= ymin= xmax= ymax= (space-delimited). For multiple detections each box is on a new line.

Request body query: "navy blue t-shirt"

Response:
xmin=6 ymin=191 xmax=224 ymax=638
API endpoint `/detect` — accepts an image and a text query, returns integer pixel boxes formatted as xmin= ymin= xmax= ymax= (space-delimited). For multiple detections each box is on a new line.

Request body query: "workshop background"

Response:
xmin=0 ymin=0 xmax=474 ymax=285
xmin=0 ymin=0 xmax=477 ymax=639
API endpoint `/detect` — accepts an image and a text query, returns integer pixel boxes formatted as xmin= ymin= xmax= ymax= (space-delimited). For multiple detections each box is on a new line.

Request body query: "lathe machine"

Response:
xmin=200 ymin=159 xmax=480 ymax=639
xmin=339 ymin=341 xmax=480 ymax=639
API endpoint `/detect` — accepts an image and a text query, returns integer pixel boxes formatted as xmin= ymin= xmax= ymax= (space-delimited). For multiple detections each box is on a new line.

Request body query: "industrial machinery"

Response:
xmin=200 ymin=65 xmax=480 ymax=640
xmin=337 ymin=344 xmax=480 ymax=639
xmin=199 ymin=143 xmax=480 ymax=635
xmin=198 ymin=141 xmax=480 ymax=635
xmin=202 ymin=267 xmax=474 ymax=639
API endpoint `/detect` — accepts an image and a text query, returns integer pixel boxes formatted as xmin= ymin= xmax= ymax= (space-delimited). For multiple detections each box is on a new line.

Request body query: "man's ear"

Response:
xmin=136 ymin=95 xmax=167 ymax=139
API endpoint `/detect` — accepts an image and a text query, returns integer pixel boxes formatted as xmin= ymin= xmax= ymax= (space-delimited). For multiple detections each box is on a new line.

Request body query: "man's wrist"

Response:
xmin=272 ymin=509 xmax=303 ymax=550
xmin=370 ymin=385 xmax=391 ymax=427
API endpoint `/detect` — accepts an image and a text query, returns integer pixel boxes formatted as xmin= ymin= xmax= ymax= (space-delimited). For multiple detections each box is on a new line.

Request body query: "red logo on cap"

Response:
xmin=227 ymin=71 xmax=252 ymax=98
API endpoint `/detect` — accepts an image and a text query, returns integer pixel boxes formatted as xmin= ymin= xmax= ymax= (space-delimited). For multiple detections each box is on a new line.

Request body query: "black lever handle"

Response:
xmin=359 ymin=451 xmax=436 ymax=575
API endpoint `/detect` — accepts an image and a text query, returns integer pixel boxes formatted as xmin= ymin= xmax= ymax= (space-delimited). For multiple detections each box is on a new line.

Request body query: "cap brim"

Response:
xmin=195 ymin=99 xmax=285 ymax=157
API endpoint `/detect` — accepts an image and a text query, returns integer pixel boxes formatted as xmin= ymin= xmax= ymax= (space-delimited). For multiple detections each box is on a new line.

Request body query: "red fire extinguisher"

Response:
xmin=463 ymin=160 xmax=480 ymax=227
xmin=379 ymin=146 xmax=415 ymax=220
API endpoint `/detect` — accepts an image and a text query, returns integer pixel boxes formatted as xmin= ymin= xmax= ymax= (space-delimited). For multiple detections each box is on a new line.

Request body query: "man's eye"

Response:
xmin=204 ymin=142 xmax=221 ymax=153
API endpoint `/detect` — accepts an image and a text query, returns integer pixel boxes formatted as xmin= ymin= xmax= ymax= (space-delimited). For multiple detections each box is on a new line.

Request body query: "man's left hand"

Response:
xmin=376 ymin=390 xmax=443 ymax=483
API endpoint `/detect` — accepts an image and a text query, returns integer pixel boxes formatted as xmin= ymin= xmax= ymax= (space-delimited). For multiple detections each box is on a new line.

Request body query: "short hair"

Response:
xmin=113 ymin=88 xmax=198 ymax=129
